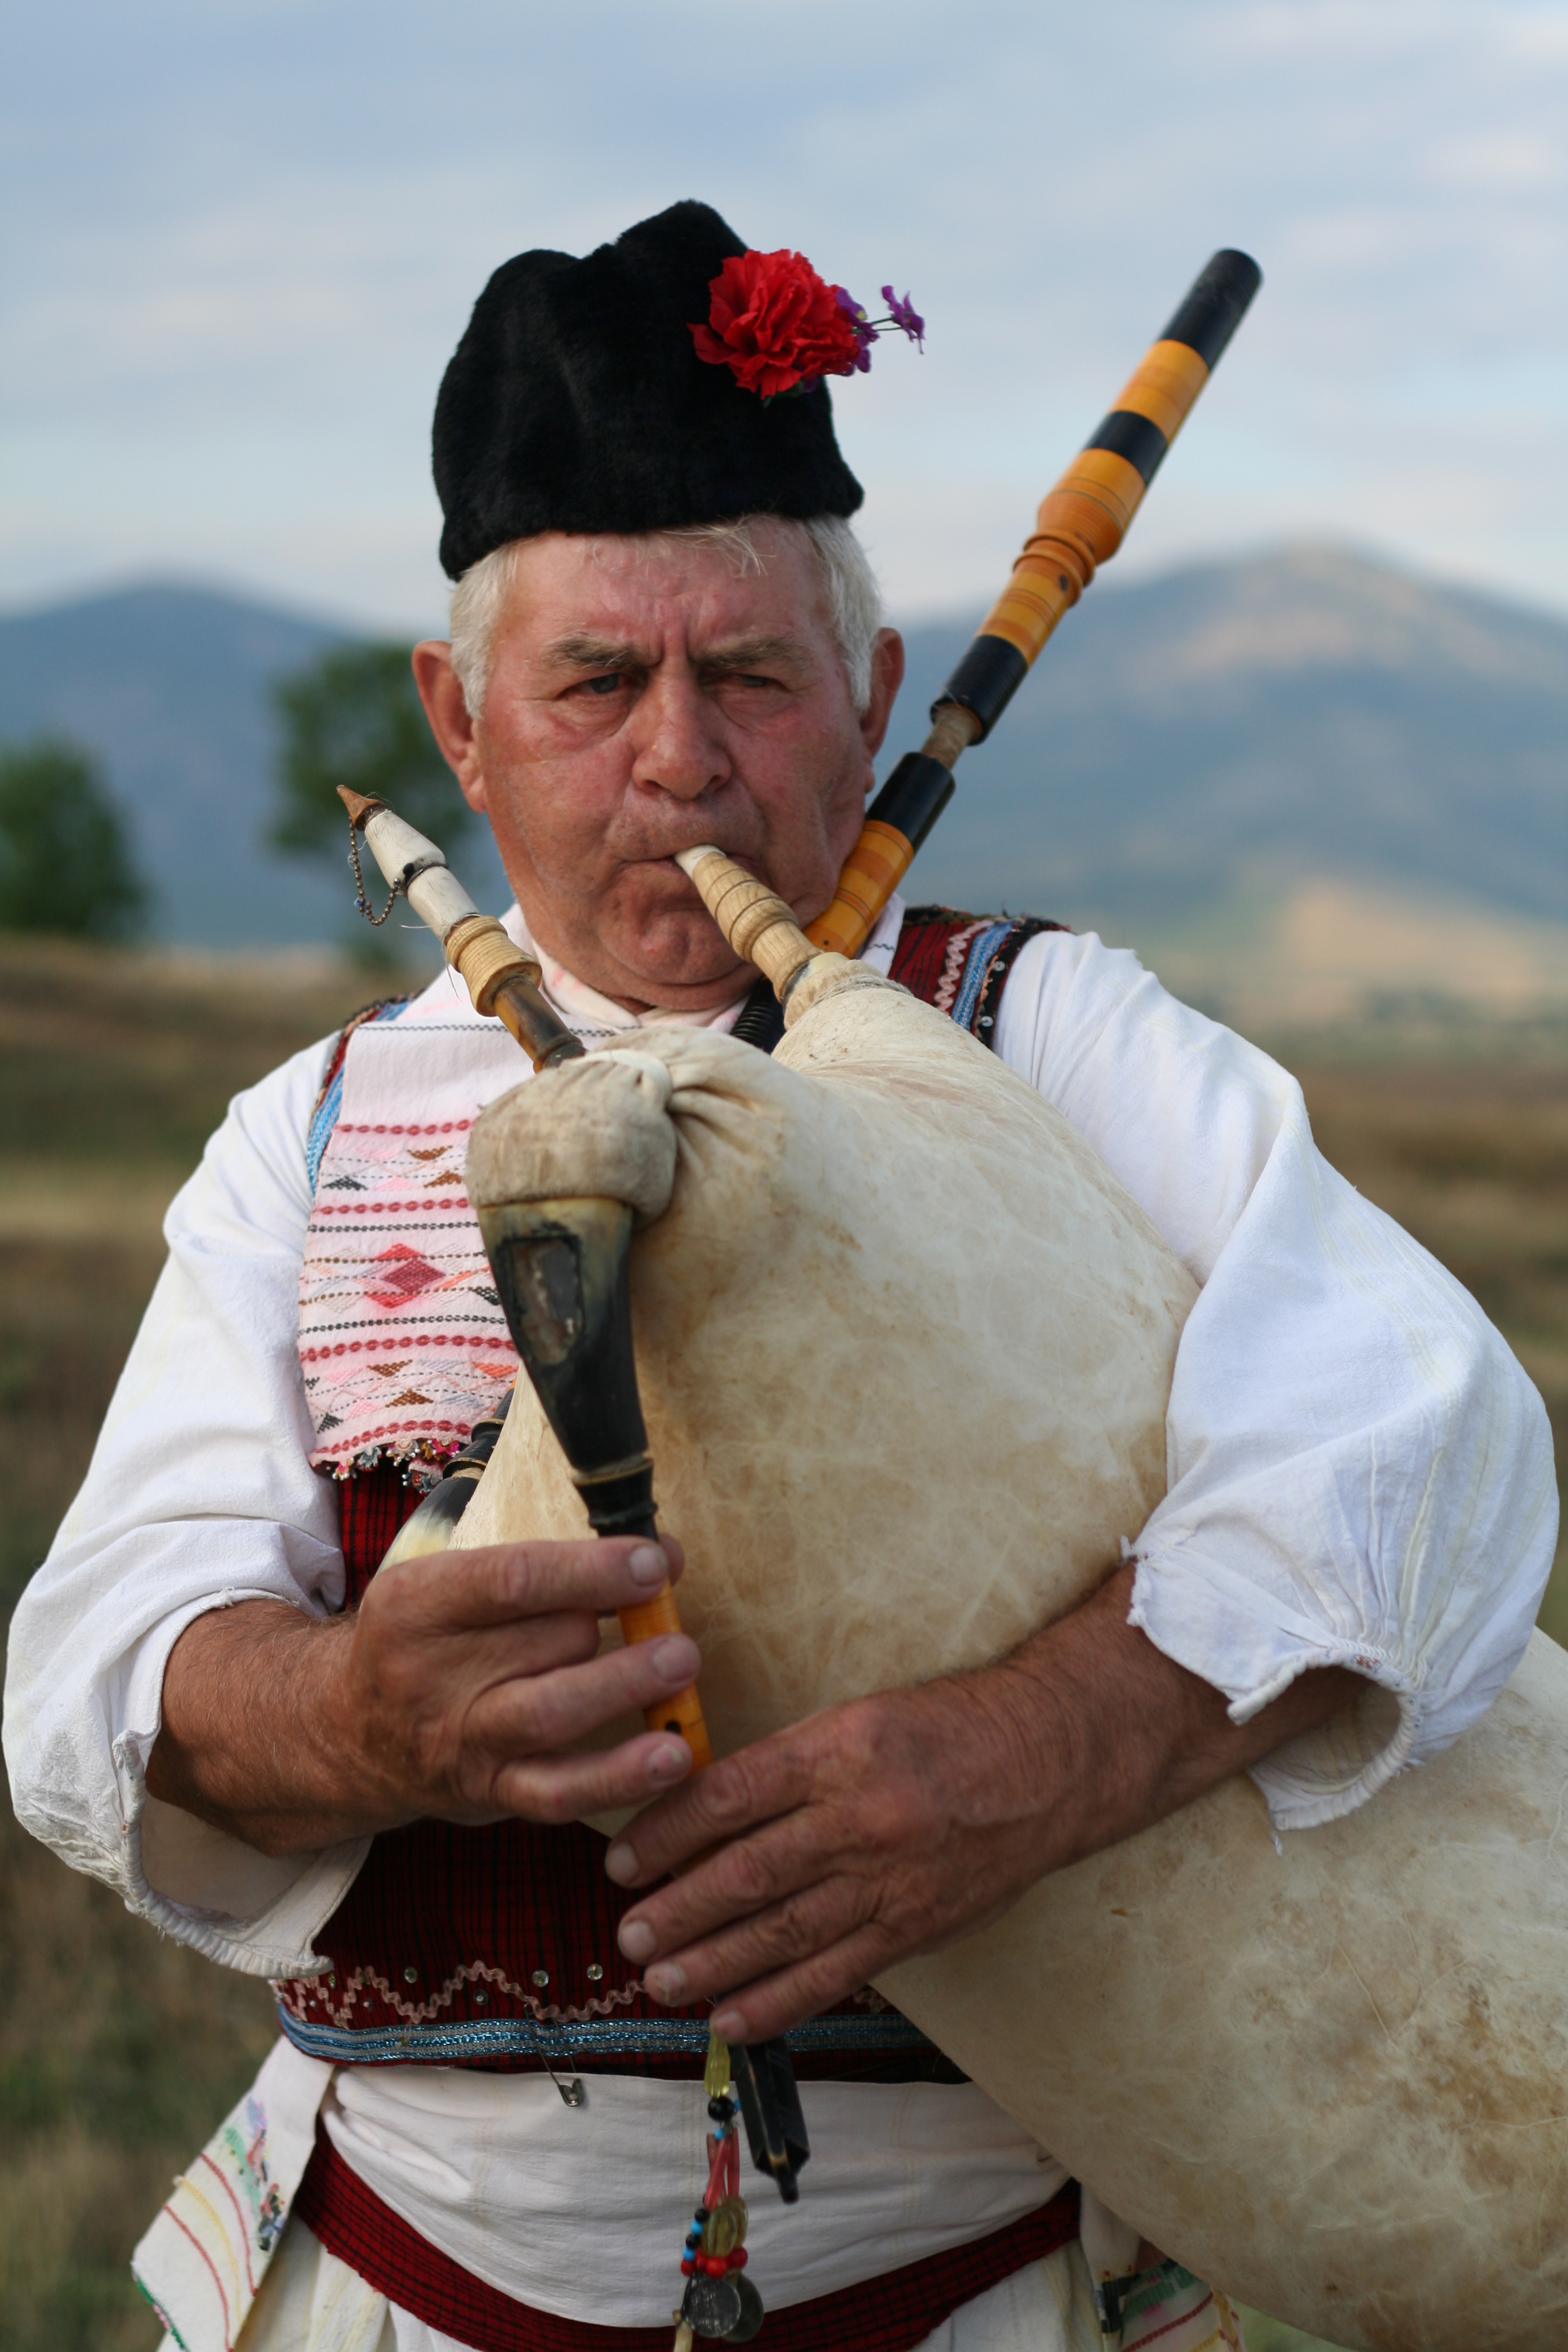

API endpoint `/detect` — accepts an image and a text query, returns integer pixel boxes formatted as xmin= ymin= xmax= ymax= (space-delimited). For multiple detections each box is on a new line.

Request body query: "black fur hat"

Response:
xmin=433 ymin=200 xmax=866 ymax=580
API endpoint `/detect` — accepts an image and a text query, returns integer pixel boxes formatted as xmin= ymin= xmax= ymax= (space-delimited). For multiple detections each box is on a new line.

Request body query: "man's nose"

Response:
xmin=627 ymin=670 xmax=730 ymax=804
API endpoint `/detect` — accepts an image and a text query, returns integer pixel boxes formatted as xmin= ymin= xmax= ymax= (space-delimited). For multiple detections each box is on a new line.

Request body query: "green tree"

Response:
xmin=270 ymin=642 xmax=472 ymax=866
xmin=0 ymin=738 xmax=147 ymax=941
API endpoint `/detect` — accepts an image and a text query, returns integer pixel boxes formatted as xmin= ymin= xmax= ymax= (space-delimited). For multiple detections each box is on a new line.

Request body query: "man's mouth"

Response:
xmin=661 ymin=846 xmax=760 ymax=880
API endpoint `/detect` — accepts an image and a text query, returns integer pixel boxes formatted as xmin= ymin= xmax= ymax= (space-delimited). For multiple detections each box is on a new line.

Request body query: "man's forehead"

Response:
xmin=500 ymin=529 xmax=830 ymax=657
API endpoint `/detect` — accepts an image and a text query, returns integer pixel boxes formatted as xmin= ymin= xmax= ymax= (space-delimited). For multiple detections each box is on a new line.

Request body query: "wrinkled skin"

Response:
xmin=411 ymin=524 xmax=904 ymax=1012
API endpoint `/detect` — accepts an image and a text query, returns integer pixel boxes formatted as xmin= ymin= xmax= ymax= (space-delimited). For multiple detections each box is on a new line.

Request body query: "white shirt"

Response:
xmin=5 ymin=898 xmax=1556 ymax=2317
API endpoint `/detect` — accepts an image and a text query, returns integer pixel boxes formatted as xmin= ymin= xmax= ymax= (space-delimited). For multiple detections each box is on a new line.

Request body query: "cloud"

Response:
xmin=1 ymin=0 xmax=1564 ymax=627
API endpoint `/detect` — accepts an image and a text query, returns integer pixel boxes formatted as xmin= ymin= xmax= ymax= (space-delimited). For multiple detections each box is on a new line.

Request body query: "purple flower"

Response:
xmin=834 ymin=285 xmax=879 ymax=371
xmin=881 ymin=285 xmax=925 ymax=348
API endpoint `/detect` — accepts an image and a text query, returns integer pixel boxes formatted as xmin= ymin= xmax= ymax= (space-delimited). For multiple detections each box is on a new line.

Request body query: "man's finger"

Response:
xmin=375 ymin=1534 xmax=683 ymax=1632
xmin=636 ymin=1872 xmax=875 ymax=2010
xmin=614 ymin=1794 xmax=850 ymax=1962
xmin=493 ymin=1729 xmax=696 ymax=1824
xmin=470 ymin=1631 xmax=702 ymax=1761
xmin=603 ymin=1727 xmax=815 ymax=1886
xmin=708 ymin=1925 xmax=900 ymax=2045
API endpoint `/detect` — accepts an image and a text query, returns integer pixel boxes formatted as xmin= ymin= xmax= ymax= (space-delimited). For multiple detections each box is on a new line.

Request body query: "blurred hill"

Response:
xmin=0 ymin=585 xmax=344 ymax=945
xmin=0 ymin=584 xmax=507 ymax=948
xmin=895 ymin=542 xmax=1568 ymax=966
xmin=1 ymin=549 xmax=1565 ymax=983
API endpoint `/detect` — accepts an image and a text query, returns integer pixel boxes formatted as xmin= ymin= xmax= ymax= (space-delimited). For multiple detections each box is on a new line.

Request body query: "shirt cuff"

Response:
xmin=1126 ymin=1548 xmax=1419 ymax=1831
xmin=112 ymin=1594 xmax=369 ymax=1976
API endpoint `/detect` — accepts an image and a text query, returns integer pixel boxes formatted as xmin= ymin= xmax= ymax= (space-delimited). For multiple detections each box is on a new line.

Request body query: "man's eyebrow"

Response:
xmin=696 ymin=633 xmax=811 ymax=672
xmin=538 ymin=630 xmax=814 ymax=674
xmin=539 ymin=633 xmax=646 ymax=671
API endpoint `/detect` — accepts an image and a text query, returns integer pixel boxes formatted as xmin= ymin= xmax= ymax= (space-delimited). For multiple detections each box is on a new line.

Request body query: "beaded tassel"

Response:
xmin=670 ymin=2030 xmax=760 ymax=2346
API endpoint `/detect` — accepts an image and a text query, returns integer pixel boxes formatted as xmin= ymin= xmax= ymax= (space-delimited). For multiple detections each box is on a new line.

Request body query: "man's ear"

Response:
xmin=412 ymin=642 xmax=489 ymax=814
xmin=859 ymin=628 xmax=905 ymax=763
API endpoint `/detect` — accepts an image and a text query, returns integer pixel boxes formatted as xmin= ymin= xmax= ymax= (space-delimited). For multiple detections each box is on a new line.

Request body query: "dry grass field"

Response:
xmin=0 ymin=941 xmax=1562 ymax=2351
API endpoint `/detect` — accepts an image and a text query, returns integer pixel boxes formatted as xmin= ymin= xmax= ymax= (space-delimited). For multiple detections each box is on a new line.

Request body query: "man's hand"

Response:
xmin=146 ymin=1537 xmax=699 ymax=1855
xmin=606 ymin=1563 xmax=1361 ymax=2041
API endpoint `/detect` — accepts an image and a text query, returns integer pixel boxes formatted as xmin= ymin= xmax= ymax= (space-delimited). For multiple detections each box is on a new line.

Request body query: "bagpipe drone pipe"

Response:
xmin=342 ymin=257 xmax=1568 ymax=2349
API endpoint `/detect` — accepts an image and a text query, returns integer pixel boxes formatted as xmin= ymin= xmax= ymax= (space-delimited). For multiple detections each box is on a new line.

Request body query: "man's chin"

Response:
xmin=596 ymin=905 xmax=755 ymax=1010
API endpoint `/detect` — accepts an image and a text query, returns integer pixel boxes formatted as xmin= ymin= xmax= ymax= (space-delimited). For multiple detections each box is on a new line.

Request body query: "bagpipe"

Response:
xmin=338 ymin=257 xmax=1568 ymax=2352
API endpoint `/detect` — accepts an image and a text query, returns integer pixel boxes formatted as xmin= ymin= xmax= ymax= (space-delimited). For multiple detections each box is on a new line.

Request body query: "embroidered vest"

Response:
xmin=276 ymin=909 xmax=1062 ymax=2080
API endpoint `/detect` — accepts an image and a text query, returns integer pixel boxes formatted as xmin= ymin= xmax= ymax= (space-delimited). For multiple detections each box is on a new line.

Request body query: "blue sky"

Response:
xmin=3 ymin=0 xmax=1565 ymax=631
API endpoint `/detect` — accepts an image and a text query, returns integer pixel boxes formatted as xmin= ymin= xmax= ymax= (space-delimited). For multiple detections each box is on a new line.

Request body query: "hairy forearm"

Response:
xmin=144 ymin=1601 xmax=382 ymax=1855
xmin=973 ymin=1561 xmax=1363 ymax=1871
xmin=142 ymin=1537 xmax=707 ymax=1863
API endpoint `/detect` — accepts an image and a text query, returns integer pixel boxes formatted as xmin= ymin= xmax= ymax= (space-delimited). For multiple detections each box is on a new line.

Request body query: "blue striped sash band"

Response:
xmin=276 ymin=2004 xmax=936 ymax=2068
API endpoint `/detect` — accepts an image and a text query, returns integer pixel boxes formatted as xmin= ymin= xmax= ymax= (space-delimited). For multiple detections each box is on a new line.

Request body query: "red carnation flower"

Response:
xmin=689 ymin=248 xmax=864 ymax=399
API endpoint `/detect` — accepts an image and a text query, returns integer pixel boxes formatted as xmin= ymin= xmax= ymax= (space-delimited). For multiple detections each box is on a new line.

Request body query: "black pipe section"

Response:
xmin=930 ymin=638 xmax=1029 ymax=744
xmin=1159 ymin=248 xmax=1262 ymax=368
xmin=865 ymin=750 xmax=958 ymax=855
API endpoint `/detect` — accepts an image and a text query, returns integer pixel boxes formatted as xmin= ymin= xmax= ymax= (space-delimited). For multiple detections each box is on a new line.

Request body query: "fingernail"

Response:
xmin=652 ymin=1637 xmax=698 ymax=1682
xmin=617 ymin=1918 xmax=656 ymax=1962
xmin=647 ymin=1741 xmax=691 ymax=1786
xmin=604 ymin=1840 xmax=638 ymax=1884
xmin=646 ymin=1961 xmax=686 ymax=2002
xmin=629 ymin=1544 xmax=667 ymax=1587
xmin=711 ymin=2007 xmax=745 ymax=2040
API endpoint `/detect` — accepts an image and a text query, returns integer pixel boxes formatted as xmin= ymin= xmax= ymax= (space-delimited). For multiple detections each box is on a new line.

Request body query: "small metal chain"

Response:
xmin=348 ymin=813 xmax=402 ymax=926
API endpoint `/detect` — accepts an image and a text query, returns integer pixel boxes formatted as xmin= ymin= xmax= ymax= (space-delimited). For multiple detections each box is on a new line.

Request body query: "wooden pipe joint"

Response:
xmin=443 ymin=912 xmax=543 ymax=1017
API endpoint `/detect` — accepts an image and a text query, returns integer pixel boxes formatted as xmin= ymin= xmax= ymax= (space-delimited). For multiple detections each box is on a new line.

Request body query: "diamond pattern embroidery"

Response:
xmin=365 ymin=1245 xmax=445 ymax=1310
xmin=299 ymin=1085 xmax=519 ymax=1472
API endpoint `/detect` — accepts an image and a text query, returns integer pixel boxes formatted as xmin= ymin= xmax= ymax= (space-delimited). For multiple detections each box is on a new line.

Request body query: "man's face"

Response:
xmin=414 ymin=525 xmax=903 ymax=1011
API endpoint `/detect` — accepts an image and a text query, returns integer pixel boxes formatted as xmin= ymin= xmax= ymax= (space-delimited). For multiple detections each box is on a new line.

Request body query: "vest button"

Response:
xmin=404 ymin=1966 xmax=418 ymax=1982
xmin=586 ymin=1963 xmax=604 ymax=1982
xmin=532 ymin=1969 xmax=550 ymax=1988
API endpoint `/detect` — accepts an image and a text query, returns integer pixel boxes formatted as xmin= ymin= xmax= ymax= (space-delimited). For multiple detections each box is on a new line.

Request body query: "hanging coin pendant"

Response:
xmin=721 ymin=2274 xmax=765 ymax=2343
xmin=701 ymin=2196 xmax=748 ymax=2257
xmin=681 ymin=2275 xmax=743 ymax=2340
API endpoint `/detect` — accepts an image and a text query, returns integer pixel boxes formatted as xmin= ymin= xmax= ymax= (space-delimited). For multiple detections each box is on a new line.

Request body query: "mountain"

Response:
xmin=1 ymin=549 xmax=1564 ymax=951
xmin=0 ymin=582 xmax=506 ymax=947
xmin=892 ymin=545 xmax=1568 ymax=936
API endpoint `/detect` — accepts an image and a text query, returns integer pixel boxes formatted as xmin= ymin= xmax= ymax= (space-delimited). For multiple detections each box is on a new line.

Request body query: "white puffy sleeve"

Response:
xmin=1 ymin=1038 xmax=370 ymax=1974
xmin=994 ymin=929 xmax=1558 ymax=1828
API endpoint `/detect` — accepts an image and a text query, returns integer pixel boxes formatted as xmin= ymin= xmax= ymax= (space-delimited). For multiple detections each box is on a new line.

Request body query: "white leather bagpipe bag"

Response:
xmin=456 ymin=962 xmax=1568 ymax=2352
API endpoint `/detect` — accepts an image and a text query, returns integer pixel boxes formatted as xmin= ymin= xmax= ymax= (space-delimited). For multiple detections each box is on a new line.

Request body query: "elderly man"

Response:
xmin=4 ymin=203 xmax=1554 ymax=2352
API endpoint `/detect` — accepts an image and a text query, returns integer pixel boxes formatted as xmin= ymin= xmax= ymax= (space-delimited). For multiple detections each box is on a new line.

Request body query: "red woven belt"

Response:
xmin=293 ymin=2124 xmax=1080 ymax=2352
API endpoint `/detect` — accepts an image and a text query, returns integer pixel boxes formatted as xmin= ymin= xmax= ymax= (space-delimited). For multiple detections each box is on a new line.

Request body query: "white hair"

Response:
xmin=446 ymin=514 xmax=884 ymax=721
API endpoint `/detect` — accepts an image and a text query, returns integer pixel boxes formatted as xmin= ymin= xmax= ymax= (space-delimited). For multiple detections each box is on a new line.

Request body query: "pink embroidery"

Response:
xmin=299 ymin=1081 xmax=517 ymax=1473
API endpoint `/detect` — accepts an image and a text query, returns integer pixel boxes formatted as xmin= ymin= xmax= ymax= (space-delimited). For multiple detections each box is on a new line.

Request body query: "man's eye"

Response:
xmin=582 ymin=674 xmax=624 ymax=697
